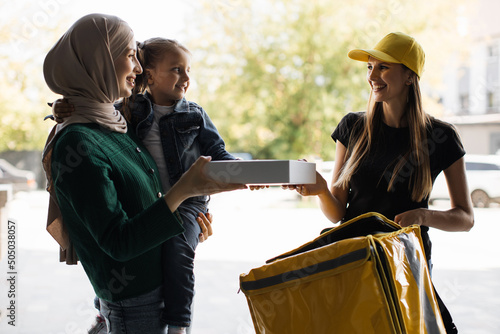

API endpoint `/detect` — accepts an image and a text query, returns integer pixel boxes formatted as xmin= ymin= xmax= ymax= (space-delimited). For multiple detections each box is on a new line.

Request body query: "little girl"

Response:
xmin=125 ymin=37 xmax=237 ymax=334
xmin=53 ymin=38 xmax=236 ymax=334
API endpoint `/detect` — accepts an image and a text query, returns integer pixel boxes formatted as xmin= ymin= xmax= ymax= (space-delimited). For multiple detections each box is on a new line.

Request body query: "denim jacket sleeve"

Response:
xmin=192 ymin=102 xmax=235 ymax=161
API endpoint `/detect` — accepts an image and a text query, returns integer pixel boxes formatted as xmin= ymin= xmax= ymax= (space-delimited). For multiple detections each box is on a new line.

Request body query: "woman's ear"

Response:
xmin=406 ymin=71 xmax=416 ymax=86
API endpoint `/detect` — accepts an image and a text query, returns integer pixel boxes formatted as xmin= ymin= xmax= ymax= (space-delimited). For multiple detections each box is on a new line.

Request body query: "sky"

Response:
xmin=4 ymin=0 xmax=199 ymax=59
xmin=64 ymin=0 xmax=194 ymax=41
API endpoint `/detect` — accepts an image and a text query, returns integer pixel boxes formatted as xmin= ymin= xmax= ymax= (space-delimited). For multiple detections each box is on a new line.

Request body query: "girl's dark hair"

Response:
xmin=121 ymin=38 xmax=191 ymax=121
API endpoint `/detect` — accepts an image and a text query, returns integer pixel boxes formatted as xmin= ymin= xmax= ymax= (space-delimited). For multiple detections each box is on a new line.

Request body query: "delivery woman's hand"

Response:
xmin=282 ymin=171 xmax=329 ymax=197
xmin=394 ymin=208 xmax=428 ymax=228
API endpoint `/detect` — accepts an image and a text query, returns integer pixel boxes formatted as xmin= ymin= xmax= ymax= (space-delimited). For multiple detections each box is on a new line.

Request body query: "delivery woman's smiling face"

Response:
xmin=366 ymin=56 xmax=411 ymax=105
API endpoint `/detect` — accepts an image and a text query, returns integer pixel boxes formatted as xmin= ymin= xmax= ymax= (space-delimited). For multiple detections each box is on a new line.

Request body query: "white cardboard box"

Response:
xmin=205 ymin=160 xmax=316 ymax=184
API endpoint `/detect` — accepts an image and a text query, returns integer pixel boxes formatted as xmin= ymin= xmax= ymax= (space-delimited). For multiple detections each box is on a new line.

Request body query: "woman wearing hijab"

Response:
xmin=42 ymin=14 xmax=246 ymax=333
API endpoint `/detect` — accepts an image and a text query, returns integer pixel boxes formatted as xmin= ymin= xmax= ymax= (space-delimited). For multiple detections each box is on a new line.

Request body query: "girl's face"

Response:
xmin=147 ymin=48 xmax=191 ymax=106
xmin=366 ymin=57 xmax=412 ymax=105
xmin=114 ymin=39 xmax=143 ymax=98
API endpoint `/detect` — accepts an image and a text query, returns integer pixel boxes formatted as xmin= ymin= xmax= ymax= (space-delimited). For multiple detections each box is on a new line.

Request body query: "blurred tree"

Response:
xmin=0 ymin=0 xmax=471 ymax=157
xmin=0 ymin=4 xmax=66 ymax=152
xmin=185 ymin=0 xmax=468 ymax=160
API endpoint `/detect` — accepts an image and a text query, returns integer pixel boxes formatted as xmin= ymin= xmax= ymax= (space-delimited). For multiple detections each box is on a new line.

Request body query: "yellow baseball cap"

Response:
xmin=348 ymin=32 xmax=425 ymax=77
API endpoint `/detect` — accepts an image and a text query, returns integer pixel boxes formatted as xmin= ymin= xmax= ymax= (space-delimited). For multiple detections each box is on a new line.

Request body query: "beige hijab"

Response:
xmin=42 ymin=14 xmax=135 ymax=264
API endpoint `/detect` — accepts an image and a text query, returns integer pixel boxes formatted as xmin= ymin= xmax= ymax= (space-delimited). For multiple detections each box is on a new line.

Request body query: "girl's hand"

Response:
xmin=197 ymin=212 xmax=213 ymax=243
xmin=51 ymin=98 xmax=74 ymax=123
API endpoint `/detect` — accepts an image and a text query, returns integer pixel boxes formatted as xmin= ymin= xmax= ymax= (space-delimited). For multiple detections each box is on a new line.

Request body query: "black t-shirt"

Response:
xmin=332 ymin=112 xmax=465 ymax=259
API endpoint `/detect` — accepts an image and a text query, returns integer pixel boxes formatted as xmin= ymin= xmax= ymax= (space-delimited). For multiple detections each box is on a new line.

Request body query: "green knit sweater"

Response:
xmin=52 ymin=123 xmax=184 ymax=302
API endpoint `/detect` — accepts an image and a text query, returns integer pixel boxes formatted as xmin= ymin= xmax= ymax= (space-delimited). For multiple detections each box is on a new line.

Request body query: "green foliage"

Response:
xmin=0 ymin=0 xmax=467 ymax=156
xmin=0 ymin=61 xmax=54 ymax=151
xmin=0 ymin=6 xmax=65 ymax=152
xmin=185 ymin=0 xmax=466 ymax=160
xmin=0 ymin=103 xmax=51 ymax=152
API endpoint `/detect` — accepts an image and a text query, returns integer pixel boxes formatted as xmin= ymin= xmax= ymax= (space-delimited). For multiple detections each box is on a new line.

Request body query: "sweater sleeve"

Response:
xmin=52 ymin=127 xmax=184 ymax=262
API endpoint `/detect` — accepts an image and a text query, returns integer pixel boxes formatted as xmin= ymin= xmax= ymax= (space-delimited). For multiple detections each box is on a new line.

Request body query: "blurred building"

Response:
xmin=441 ymin=0 xmax=500 ymax=155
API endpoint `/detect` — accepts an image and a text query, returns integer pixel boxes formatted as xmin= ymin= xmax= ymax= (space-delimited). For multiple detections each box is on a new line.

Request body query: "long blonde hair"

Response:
xmin=335 ymin=69 xmax=432 ymax=202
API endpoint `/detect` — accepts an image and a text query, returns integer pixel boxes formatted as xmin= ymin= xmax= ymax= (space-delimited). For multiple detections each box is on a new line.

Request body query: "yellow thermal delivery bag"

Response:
xmin=239 ymin=212 xmax=446 ymax=334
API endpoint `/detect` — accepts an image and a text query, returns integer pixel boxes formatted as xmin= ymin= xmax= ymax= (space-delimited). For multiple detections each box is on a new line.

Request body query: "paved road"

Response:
xmin=0 ymin=189 xmax=499 ymax=333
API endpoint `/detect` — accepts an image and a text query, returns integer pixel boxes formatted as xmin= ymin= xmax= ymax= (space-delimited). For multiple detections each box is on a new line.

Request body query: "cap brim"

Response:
xmin=348 ymin=49 xmax=400 ymax=64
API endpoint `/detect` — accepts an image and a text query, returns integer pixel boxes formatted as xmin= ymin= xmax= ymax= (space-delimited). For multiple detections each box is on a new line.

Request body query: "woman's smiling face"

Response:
xmin=114 ymin=38 xmax=143 ymax=98
xmin=366 ymin=56 xmax=411 ymax=105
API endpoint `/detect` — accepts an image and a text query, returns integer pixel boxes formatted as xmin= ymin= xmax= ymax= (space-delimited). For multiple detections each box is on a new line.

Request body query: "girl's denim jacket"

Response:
xmin=117 ymin=92 xmax=235 ymax=204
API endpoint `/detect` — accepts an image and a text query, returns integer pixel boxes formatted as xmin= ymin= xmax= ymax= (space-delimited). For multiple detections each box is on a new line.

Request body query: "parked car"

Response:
xmin=430 ymin=154 xmax=500 ymax=208
xmin=0 ymin=159 xmax=37 ymax=192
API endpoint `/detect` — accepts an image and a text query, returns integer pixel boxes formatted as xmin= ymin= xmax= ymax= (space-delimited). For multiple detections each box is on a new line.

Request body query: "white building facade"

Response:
xmin=440 ymin=0 xmax=500 ymax=155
